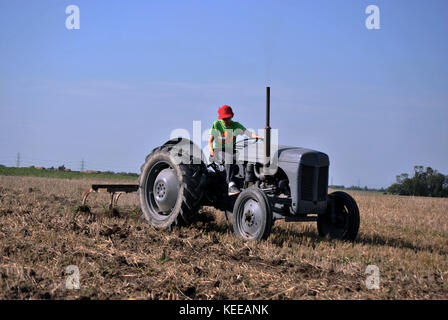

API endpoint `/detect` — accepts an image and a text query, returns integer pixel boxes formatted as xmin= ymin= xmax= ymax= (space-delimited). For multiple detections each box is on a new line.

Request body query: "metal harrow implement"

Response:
xmin=82 ymin=184 xmax=139 ymax=210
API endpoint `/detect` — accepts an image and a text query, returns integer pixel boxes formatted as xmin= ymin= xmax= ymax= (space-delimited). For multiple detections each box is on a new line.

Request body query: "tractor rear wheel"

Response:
xmin=137 ymin=141 xmax=204 ymax=229
xmin=317 ymin=191 xmax=360 ymax=241
xmin=232 ymin=187 xmax=273 ymax=240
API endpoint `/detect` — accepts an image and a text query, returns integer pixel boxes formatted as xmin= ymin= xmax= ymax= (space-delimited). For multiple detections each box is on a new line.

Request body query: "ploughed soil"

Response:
xmin=0 ymin=176 xmax=447 ymax=300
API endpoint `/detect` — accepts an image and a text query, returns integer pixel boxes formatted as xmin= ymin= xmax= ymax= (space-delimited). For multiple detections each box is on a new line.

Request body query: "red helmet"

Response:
xmin=218 ymin=105 xmax=234 ymax=119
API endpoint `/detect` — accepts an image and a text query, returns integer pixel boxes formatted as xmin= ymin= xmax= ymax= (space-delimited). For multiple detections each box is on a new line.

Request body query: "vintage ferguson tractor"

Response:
xmin=136 ymin=87 xmax=360 ymax=241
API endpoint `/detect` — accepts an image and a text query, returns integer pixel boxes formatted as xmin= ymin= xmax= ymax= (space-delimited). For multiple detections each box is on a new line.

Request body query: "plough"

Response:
xmin=82 ymin=184 xmax=139 ymax=209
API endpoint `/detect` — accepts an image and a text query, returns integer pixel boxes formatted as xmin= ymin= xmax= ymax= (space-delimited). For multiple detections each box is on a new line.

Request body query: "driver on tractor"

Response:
xmin=208 ymin=105 xmax=261 ymax=196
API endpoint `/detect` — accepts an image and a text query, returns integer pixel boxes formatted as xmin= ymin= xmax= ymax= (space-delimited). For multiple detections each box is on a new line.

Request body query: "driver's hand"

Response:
xmin=210 ymin=149 xmax=215 ymax=157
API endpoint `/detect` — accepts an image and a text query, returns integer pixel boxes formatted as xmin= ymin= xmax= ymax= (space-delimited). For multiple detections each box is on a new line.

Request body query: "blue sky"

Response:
xmin=0 ymin=0 xmax=447 ymax=188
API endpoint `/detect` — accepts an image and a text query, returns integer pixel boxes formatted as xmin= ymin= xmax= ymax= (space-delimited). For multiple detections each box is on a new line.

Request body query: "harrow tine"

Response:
xmin=82 ymin=188 xmax=94 ymax=206
xmin=114 ymin=193 xmax=123 ymax=206
xmin=109 ymin=192 xmax=114 ymax=210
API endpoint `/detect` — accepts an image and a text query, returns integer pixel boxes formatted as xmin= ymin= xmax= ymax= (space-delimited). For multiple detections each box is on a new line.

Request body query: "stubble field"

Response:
xmin=0 ymin=175 xmax=447 ymax=300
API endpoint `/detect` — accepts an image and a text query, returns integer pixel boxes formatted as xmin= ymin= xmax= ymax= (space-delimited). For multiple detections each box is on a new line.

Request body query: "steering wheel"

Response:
xmin=235 ymin=137 xmax=262 ymax=149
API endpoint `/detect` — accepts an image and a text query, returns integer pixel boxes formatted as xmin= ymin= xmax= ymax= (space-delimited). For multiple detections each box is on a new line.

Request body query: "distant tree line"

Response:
xmin=387 ymin=166 xmax=448 ymax=198
xmin=49 ymin=165 xmax=138 ymax=176
xmin=347 ymin=185 xmax=386 ymax=192
xmin=328 ymin=185 xmax=386 ymax=192
xmin=101 ymin=170 xmax=139 ymax=177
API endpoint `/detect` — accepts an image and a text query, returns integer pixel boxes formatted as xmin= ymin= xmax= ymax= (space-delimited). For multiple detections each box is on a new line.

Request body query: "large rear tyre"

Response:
xmin=138 ymin=140 xmax=204 ymax=229
xmin=317 ymin=191 xmax=360 ymax=241
xmin=232 ymin=187 xmax=273 ymax=241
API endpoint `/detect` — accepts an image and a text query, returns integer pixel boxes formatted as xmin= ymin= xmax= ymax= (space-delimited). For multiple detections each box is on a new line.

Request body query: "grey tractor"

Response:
xmin=137 ymin=88 xmax=360 ymax=241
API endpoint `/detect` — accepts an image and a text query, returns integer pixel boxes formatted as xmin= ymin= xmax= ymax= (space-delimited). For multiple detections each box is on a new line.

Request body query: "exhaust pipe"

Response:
xmin=264 ymin=86 xmax=271 ymax=168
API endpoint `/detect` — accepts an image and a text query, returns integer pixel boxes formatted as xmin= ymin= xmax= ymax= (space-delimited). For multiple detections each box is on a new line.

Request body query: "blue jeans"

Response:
xmin=212 ymin=148 xmax=238 ymax=185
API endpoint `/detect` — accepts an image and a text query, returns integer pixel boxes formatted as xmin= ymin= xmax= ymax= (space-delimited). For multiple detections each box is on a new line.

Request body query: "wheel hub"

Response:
xmin=241 ymin=199 xmax=262 ymax=236
xmin=155 ymin=181 xmax=167 ymax=198
xmin=244 ymin=210 xmax=255 ymax=227
xmin=153 ymin=168 xmax=179 ymax=212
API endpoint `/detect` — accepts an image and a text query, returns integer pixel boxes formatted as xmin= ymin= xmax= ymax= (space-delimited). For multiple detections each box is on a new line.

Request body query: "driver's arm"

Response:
xmin=208 ymin=135 xmax=215 ymax=157
xmin=244 ymin=130 xmax=261 ymax=139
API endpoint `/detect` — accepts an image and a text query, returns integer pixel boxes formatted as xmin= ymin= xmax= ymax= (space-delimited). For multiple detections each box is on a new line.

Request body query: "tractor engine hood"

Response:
xmin=236 ymin=141 xmax=330 ymax=167
xmin=277 ymin=146 xmax=330 ymax=167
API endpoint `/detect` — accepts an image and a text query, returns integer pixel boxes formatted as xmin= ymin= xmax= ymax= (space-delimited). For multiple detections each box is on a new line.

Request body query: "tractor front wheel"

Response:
xmin=232 ymin=188 xmax=273 ymax=241
xmin=317 ymin=191 xmax=360 ymax=241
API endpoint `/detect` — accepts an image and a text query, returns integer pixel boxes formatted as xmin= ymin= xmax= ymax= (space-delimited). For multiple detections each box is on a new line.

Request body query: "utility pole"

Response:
xmin=16 ymin=153 xmax=21 ymax=167
xmin=80 ymin=158 xmax=85 ymax=172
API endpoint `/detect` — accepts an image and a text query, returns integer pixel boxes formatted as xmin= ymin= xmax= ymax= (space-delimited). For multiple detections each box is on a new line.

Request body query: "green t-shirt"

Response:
xmin=209 ymin=120 xmax=246 ymax=149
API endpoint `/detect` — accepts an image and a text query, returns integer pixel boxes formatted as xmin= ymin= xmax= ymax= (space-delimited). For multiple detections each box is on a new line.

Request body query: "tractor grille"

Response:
xmin=318 ymin=166 xmax=328 ymax=201
xmin=300 ymin=165 xmax=314 ymax=201
xmin=300 ymin=164 xmax=328 ymax=201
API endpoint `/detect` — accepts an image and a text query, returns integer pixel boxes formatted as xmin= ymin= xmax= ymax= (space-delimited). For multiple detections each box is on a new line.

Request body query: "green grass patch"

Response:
xmin=0 ymin=166 xmax=138 ymax=182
